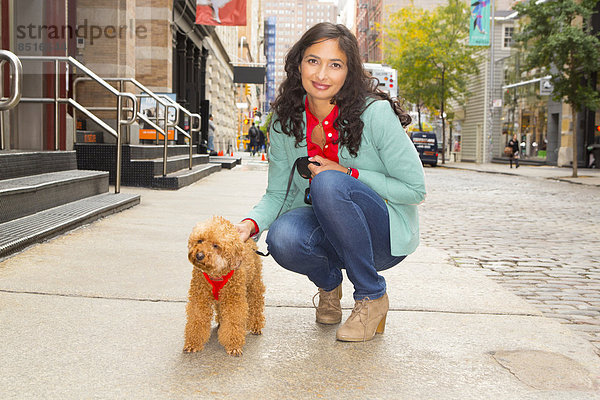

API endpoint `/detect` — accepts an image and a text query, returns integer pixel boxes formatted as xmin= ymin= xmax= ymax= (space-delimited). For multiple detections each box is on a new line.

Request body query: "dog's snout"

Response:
xmin=196 ymin=252 xmax=205 ymax=261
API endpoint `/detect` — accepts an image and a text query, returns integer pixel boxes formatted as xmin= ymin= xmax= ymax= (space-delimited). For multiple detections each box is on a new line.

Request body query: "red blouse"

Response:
xmin=305 ymin=98 xmax=359 ymax=178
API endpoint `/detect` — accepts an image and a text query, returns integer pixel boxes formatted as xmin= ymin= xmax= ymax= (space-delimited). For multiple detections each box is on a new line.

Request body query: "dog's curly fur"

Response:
xmin=184 ymin=216 xmax=265 ymax=356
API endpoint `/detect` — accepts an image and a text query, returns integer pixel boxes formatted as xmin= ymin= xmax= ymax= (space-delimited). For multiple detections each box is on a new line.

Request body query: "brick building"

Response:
xmin=1 ymin=0 xmax=249 ymax=153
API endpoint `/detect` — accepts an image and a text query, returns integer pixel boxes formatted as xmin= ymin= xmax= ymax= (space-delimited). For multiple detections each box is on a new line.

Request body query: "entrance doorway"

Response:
xmin=547 ymin=113 xmax=560 ymax=165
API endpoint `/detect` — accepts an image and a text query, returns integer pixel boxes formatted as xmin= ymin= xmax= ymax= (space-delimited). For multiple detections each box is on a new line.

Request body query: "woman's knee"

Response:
xmin=266 ymin=217 xmax=308 ymax=264
xmin=310 ymin=170 xmax=348 ymax=205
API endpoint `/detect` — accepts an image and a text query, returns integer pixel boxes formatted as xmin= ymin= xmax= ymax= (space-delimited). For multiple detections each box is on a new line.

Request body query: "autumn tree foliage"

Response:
xmin=385 ymin=0 xmax=480 ymax=162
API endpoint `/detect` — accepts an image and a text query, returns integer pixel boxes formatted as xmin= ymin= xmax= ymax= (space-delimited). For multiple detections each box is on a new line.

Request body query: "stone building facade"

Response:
xmin=1 ymin=0 xmax=246 ymax=153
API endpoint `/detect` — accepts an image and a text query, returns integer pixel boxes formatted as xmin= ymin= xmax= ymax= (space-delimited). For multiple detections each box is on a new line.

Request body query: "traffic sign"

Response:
xmin=540 ymin=78 xmax=553 ymax=96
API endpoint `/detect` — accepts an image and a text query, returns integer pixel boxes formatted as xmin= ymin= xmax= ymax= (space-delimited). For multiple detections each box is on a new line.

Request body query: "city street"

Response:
xmin=420 ymin=166 xmax=600 ymax=352
xmin=4 ymin=0 xmax=600 ymax=396
xmin=2 ymin=158 xmax=600 ymax=398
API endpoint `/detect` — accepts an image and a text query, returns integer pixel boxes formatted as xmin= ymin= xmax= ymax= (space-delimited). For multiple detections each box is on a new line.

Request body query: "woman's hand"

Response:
xmin=307 ymin=155 xmax=347 ymax=177
xmin=234 ymin=220 xmax=256 ymax=242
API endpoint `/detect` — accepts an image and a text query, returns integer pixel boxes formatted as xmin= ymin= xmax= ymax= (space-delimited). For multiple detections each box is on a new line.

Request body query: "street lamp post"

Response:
xmin=484 ymin=0 xmax=496 ymax=164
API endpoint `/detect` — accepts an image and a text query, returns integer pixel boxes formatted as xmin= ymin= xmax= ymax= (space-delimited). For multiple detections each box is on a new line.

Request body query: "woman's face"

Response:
xmin=299 ymin=38 xmax=348 ymax=105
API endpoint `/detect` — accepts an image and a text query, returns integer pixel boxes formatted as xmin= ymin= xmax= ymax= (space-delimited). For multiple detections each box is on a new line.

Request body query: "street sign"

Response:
xmin=540 ymin=78 xmax=554 ymax=96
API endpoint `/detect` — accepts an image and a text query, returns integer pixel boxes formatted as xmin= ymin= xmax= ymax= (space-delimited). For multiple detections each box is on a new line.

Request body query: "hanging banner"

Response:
xmin=196 ymin=0 xmax=246 ymax=26
xmin=469 ymin=0 xmax=491 ymax=46
xmin=264 ymin=17 xmax=276 ymax=111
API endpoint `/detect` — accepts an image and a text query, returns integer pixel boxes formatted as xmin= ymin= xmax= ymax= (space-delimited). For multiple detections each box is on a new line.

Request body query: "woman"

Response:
xmin=235 ymin=23 xmax=426 ymax=342
xmin=508 ymin=134 xmax=520 ymax=168
xmin=208 ymin=114 xmax=216 ymax=153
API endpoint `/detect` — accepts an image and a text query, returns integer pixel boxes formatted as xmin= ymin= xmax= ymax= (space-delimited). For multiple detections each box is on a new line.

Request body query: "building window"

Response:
xmin=503 ymin=25 xmax=514 ymax=49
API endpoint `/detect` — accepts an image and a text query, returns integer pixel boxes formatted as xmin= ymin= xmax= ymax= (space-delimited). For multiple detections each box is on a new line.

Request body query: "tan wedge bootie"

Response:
xmin=313 ymin=284 xmax=342 ymax=324
xmin=336 ymin=293 xmax=388 ymax=342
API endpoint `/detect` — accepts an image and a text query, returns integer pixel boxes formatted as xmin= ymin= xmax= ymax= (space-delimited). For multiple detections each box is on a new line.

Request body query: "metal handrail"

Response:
xmin=75 ymin=77 xmax=200 ymax=175
xmin=17 ymin=55 xmax=137 ymax=193
xmin=73 ymin=82 xmax=168 ymax=141
xmin=158 ymin=94 xmax=201 ymax=170
xmin=0 ymin=51 xmax=22 ymax=110
xmin=107 ymin=78 xmax=178 ymax=176
xmin=73 ymin=77 xmax=186 ymax=176
xmin=115 ymin=78 xmax=182 ymax=176
xmin=67 ymin=98 xmax=117 ymax=138
xmin=0 ymin=50 xmax=23 ymax=150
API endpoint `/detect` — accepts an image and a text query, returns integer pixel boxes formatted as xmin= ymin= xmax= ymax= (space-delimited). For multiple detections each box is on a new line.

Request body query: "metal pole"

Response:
xmin=163 ymin=102 xmax=168 ymax=176
xmin=72 ymin=67 xmax=77 ymax=142
xmin=0 ymin=61 xmax=4 ymax=150
xmin=0 ymin=110 xmax=4 ymax=150
xmin=116 ymin=95 xmax=122 ymax=193
xmin=55 ymin=59 xmax=60 ymax=150
xmin=119 ymin=79 xmax=125 ymax=143
xmin=155 ymin=99 xmax=160 ymax=145
xmin=189 ymin=118 xmax=193 ymax=170
xmin=488 ymin=0 xmax=496 ymax=163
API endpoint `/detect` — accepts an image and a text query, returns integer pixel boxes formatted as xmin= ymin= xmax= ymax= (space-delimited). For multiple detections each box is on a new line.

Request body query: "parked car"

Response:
xmin=410 ymin=131 xmax=438 ymax=167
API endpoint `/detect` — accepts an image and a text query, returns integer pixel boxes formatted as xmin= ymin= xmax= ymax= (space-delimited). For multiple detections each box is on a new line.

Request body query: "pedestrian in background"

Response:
xmin=248 ymin=122 xmax=260 ymax=156
xmin=257 ymin=127 xmax=266 ymax=154
xmin=508 ymin=134 xmax=520 ymax=168
xmin=207 ymin=114 xmax=216 ymax=154
xmin=235 ymin=22 xmax=425 ymax=343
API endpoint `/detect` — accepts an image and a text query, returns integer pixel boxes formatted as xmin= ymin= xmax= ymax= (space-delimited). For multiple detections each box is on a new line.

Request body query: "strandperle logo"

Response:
xmin=16 ymin=19 xmax=148 ymax=45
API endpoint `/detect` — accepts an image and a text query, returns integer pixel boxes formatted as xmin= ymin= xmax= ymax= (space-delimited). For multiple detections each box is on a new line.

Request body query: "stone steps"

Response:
xmin=0 ymin=151 xmax=140 ymax=259
xmin=0 ymin=192 xmax=139 ymax=259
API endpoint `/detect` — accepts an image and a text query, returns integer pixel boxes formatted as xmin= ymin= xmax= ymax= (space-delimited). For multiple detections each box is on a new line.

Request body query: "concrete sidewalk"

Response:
xmin=440 ymin=160 xmax=600 ymax=187
xmin=1 ymin=156 xmax=599 ymax=399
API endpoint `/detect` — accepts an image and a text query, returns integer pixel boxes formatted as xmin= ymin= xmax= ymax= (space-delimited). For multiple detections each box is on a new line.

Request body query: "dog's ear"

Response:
xmin=230 ymin=243 xmax=245 ymax=270
xmin=221 ymin=223 xmax=246 ymax=269
xmin=188 ymin=222 xmax=203 ymax=250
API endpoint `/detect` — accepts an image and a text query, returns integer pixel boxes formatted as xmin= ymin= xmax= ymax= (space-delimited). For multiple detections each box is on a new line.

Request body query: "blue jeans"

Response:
xmin=266 ymin=170 xmax=406 ymax=300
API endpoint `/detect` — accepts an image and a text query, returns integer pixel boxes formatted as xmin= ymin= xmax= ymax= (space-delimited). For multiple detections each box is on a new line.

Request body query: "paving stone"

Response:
xmin=536 ymin=285 xmax=577 ymax=291
xmin=543 ymin=300 xmax=591 ymax=307
xmin=568 ymin=310 xmax=600 ymax=317
xmin=559 ymin=296 xmax=599 ymax=302
xmin=577 ymin=306 xmax=600 ymax=312
xmin=539 ymin=313 xmax=575 ymax=323
xmin=568 ymin=324 xmax=600 ymax=333
xmin=525 ymin=295 xmax=560 ymax=301
xmin=571 ymin=318 xmax=600 ymax=326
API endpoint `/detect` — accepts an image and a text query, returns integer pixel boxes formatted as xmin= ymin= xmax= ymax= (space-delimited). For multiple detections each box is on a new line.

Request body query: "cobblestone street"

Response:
xmin=419 ymin=167 xmax=600 ymax=353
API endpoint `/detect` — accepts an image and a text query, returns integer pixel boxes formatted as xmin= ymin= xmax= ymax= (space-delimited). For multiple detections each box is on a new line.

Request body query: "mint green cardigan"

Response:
xmin=245 ymin=99 xmax=426 ymax=256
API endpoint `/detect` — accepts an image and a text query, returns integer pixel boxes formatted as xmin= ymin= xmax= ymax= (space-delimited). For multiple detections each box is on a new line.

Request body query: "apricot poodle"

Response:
xmin=184 ymin=216 xmax=265 ymax=356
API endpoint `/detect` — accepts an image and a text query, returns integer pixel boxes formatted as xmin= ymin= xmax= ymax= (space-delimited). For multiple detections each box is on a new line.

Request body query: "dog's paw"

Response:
xmin=227 ymin=348 xmax=243 ymax=357
xmin=183 ymin=345 xmax=203 ymax=353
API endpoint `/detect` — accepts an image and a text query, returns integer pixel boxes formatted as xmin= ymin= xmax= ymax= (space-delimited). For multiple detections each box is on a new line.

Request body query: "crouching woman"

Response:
xmin=236 ymin=22 xmax=426 ymax=342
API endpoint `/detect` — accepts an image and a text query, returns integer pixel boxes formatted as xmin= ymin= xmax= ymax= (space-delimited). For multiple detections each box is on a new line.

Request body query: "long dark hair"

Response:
xmin=271 ymin=22 xmax=411 ymax=157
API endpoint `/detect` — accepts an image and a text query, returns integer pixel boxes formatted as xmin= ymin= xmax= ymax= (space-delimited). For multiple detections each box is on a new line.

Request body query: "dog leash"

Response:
xmin=255 ymin=158 xmax=302 ymax=258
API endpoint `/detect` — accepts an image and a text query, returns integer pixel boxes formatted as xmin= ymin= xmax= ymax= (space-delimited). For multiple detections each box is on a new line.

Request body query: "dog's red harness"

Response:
xmin=202 ymin=270 xmax=235 ymax=300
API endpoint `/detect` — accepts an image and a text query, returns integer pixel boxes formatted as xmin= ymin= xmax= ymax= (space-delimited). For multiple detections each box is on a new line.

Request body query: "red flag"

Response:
xmin=196 ymin=0 xmax=246 ymax=26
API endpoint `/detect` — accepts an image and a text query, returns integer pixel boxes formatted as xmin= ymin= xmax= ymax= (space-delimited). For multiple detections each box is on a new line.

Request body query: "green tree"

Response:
xmin=386 ymin=7 xmax=438 ymax=132
xmin=513 ymin=0 xmax=600 ymax=177
xmin=385 ymin=0 xmax=480 ymax=163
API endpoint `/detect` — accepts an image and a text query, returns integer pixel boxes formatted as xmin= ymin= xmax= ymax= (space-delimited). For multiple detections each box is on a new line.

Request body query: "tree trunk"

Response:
xmin=441 ymin=67 xmax=446 ymax=164
xmin=572 ymin=105 xmax=578 ymax=178
xmin=417 ymin=103 xmax=423 ymax=131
